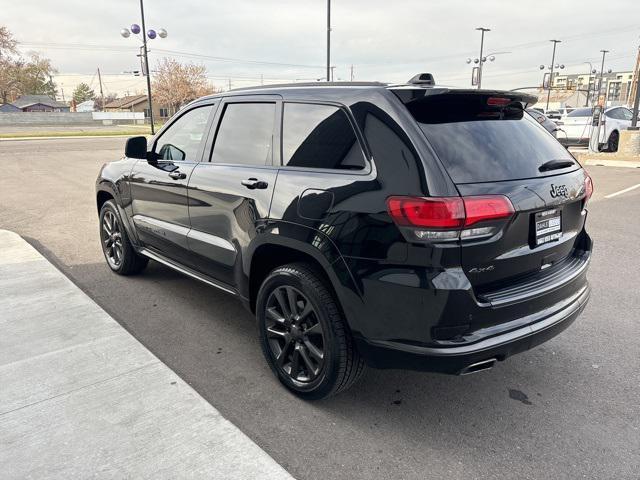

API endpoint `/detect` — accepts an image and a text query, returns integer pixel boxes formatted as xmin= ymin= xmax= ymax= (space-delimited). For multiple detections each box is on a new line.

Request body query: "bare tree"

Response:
xmin=0 ymin=26 xmax=58 ymax=104
xmin=152 ymin=58 xmax=218 ymax=115
xmin=0 ymin=25 xmax=18 ymax=58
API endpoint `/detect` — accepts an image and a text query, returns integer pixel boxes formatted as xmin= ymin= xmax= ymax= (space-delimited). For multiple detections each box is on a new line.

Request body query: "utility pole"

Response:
xmin=350 ymin=64 xmax=354 ymax=82
xmin=326 ymin=0 xmax=331 ymax=82
xmin=139 ymin=0 xmax=155 ymax=134
xmin=546 ymin=40 xmax=561 ymax=110
xmin=598 ymin=49 xmax=609 ymax=107
xmin=475 ymin=27 xmax=490 ymax=89
xmin=228 ymin=79 xmax=232 ymax=91
xmin=330 ymin=66 xmax=335 ymax=82
xmin=97 ymin=67 xmax=105 ymax=112
xmin=630 ymin=45 xmax=640 ymax=130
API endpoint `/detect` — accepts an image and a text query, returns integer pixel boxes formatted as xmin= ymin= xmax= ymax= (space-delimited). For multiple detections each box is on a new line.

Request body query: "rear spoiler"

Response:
xmin=390 ymin=87 xmax=538 ymax=108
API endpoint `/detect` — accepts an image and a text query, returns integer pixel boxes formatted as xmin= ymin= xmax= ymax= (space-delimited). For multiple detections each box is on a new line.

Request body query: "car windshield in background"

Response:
xmin=567 ymin=108 xmax=593 ymax=117
xmin=407 ymin=93 xmax=576 ymax=184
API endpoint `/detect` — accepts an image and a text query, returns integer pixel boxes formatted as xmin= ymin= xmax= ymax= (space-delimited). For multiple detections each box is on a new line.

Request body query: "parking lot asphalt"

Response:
xmin=1 ymin=138 xmax=639 ymax=480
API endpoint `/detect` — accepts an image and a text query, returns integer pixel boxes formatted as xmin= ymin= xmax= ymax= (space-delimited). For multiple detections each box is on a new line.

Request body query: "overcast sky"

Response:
xmin=3 ymin=0 xmax=640 ymax=98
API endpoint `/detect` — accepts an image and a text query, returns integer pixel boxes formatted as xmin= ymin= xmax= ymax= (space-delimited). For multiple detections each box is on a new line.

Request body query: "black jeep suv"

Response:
xmin=96 ymin=74 xmax=592 ymax=399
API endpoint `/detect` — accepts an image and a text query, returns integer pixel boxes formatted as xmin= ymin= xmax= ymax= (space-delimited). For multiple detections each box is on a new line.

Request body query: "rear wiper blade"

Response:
xmin=538 ymin=159 xmax=575 ymax=172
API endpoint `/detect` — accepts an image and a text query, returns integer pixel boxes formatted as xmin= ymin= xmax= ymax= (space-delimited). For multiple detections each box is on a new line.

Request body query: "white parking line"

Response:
xmin=604 ymin=183 xmax=640 ymax=199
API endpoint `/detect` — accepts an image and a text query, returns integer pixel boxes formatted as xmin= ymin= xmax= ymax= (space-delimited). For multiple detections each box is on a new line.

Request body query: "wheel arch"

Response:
xmin=96 ymin=181 xmax=140 ymax=247
xmin=245 ymin=234 xmax=364 ymax=336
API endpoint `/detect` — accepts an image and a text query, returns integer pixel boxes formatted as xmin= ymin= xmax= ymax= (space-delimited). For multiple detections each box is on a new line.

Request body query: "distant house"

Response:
xmin=0 ymin=103 xmax=21 ymax=112
xmin=76 ymin=100 xmax=95 ymax=112
xmin=11 ymin=95 xmax=70 ymax=112
xmin=104 ymin=94 xmax=170 ymax=120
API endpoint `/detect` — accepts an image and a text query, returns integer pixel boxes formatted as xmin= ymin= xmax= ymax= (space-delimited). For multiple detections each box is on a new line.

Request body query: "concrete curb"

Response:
xmin=0 ymin=230 xmax=293 ymax=480
xmin=584 ymin=158 xmax=640 ymax=168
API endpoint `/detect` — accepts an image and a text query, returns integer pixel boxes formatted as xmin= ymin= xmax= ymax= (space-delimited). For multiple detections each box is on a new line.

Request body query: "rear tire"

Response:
xmin=99 ymin=200 xmax=148 ymax=275
xmin=257 ymin=263 xmax=365 ymax=400
xmin=607 ymin=131 xmax=619 ymax=152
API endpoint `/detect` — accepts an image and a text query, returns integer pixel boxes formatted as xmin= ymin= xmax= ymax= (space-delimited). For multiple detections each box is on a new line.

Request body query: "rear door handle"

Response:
xmin=241 ymin=178 xmax=268 ymax=190
xmin=168 ymin=171 xmax=186 ymax=180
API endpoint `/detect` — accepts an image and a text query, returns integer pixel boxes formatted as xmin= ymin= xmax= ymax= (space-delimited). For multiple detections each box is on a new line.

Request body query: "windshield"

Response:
xmin=407 ymin=93 xmax=577 ymax=184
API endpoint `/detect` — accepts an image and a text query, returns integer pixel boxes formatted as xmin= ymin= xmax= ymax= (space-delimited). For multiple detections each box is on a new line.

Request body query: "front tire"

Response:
xmin=99 ymin=200 xmax=148 ymax=275
xmin=257 ymin=263 xmax=365 ymax=400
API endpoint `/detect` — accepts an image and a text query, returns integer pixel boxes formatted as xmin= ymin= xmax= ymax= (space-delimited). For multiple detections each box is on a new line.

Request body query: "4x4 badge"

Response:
xmin=549 ymin=184 xmax=569 ymax=198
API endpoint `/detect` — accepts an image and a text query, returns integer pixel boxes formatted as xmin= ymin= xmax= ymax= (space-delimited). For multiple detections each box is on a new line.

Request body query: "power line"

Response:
xmin=18 ymin=41 xmax=325 ymax=69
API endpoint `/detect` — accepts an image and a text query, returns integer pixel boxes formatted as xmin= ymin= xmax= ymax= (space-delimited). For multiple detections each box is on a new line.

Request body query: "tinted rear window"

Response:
xmin=567 ymin=108 xmax=593 ymax=117
xmin=407 ymin=94 xmax=576 ymax=184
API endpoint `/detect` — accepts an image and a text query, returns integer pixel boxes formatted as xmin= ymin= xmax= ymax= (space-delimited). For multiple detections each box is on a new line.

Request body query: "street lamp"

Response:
xmin=120 ymin=0 xmax=167 ymax=135
xmin=466 ymin=51 xmax=510 ymax=87
xmin=326 ymin=0 xmax=331 ymax=82
xmin=474 ymin=27 xmax=490 ymax=89
xmin=540 ymin=40 xmax=563 ymax=110
xmin=597 ymin=50 xmax=610 ymax=106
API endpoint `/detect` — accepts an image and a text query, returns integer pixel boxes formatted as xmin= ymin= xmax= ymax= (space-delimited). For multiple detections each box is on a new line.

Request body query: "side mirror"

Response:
xmin=124 ymin=136 xmax=148 ymax=159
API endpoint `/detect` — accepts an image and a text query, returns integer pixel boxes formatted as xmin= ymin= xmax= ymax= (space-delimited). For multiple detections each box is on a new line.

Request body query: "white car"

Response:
xmin=558 ymin=106 xmax=633 ymax=151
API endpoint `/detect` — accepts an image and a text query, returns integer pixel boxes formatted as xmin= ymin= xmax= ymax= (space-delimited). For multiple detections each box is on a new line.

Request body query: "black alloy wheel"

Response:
xmin=265 ymin=285 xmax=326 ymax=383
xmin=101 ymin=209 xmax=124 ymax=269
xmin=99 ymin=200 xmax=148 ymax=275
xmin=257 ymin=263 xmax=365 ymax=399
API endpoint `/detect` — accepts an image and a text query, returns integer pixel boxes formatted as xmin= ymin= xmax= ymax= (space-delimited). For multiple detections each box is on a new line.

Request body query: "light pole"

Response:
xmin=466 ymin=51 xmax=510 ymax=87
xmin=631 ymin=45 xmax=640 ymax=130
xmin=326 ymin=0 xmax=331 ymax=82
xmin=120 ymin=0 xmax=167 ymax=135
xmin=597 ymin=49 xmax=609 ymax=107
xmin=475 ymin=27 xmax=490 ymax=89
xmin=544 ymin=40 xmax=562 ymax=110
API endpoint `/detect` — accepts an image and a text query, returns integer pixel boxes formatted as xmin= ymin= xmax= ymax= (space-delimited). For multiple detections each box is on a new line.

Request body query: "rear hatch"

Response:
xmin=398 ymin=89 xmax=591 ymax=295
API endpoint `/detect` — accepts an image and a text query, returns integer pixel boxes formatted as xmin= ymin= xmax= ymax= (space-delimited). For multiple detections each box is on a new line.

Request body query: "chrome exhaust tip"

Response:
xmin=459 ymin=358 xmax=497 ymax=375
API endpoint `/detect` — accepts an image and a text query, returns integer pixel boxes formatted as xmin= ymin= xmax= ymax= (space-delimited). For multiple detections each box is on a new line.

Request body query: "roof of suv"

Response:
xmin=198 ymin=81 xmax=538 ymax=106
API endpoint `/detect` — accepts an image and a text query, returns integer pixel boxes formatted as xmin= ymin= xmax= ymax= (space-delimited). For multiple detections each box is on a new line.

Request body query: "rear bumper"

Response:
xmin=354 ymin=283 xmax=590 ymax=374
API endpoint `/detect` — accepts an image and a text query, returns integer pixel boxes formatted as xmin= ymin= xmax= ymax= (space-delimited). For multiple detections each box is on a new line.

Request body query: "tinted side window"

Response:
xmin=211 ymin=103 xmax=275 ymax=166
xmin=155 ymin=105 xmax=213 ymax=161
xmin=606 ymin=108 xmax=622 ymax=119
xmin=282 ymin=103 xmax=365 ymax=170
xmin=620 ymin=108 xmax=634 ymax=120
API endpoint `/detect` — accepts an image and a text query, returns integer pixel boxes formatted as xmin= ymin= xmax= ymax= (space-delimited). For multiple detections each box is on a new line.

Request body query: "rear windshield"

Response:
xmin=407 ymin=94 xmax=576 ymax=184
xmin=567 ymin=108 xmax=593 ymax=117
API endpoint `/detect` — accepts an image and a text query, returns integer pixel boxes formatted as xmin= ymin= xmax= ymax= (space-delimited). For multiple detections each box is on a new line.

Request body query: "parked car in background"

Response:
xmin=526 ymin=108 xmax=560 ymax=137
xmin=556 ymin=107 xmax=576 ymax=118
xmin=545 ymin=110 xmax=562 ymax=120
xmin=560 ymin=106 xmax=633 ymax=151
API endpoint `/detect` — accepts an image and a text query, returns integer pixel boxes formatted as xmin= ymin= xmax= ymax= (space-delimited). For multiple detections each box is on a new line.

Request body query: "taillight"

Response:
xmin=463 ymin=196 xmax=515 ymax=226
xmin=386 ymin=197 xmax=464 ymax=229
xmin=387 ymin=195 xmax=514 ymax=242
xmin=584 ymin=174 xmax=593 ymax=205
xmin=487 ymin=97 xmax=511 ymax=106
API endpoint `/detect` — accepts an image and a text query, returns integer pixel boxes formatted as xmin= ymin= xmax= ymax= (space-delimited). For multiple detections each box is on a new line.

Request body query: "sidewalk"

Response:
xmin=0 ymin=230 xmax=293 ymax=479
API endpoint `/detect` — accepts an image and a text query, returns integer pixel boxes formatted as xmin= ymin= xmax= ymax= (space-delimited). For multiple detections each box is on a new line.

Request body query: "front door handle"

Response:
xmin=168 ymin=171 xmax=187 ymax=180
xmin=241 ymin=178 xmax=268 ymax=190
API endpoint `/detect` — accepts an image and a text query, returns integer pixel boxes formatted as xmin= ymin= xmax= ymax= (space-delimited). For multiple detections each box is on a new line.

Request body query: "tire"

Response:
xmin=607 ymin=131 xmax=619 ymax=152
xmin=257 ymin=263 xmax=366 ymax=400
xmin=99 ymin=200 xmax=148 ymax=275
